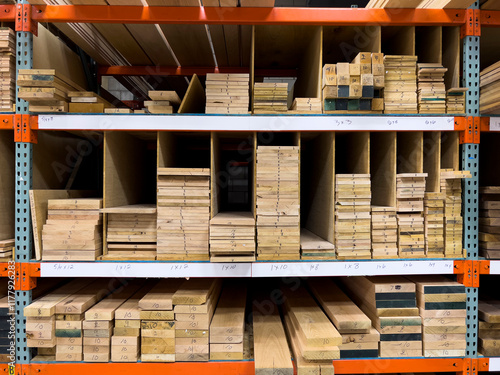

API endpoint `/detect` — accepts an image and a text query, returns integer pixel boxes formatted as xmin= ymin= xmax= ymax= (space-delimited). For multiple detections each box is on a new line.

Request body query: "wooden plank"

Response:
xmin=138 ymin=280 xmax=183 ymax=311
xmin=84 ymin=282 xmax=143 ymax=321
xmin=178 ymin=74 xmax=205 ymax=114
xmin=173 ymin=278 xmax=220 ymax=305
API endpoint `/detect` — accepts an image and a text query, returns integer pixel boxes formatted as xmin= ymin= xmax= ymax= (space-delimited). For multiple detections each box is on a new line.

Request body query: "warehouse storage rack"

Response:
xmin=0 ymin=1 xmax=499 ymax=374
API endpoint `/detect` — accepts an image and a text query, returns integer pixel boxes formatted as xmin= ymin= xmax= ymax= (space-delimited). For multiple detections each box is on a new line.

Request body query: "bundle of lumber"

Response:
xmin=479 ymin=186 xmax=500 ymax=259
xmin=0 ymin=28 xmax=15 ymax=112
xmin=253 ymin=82 xmax=288 ymax=113
xmin=446 ymin=88 xmax=467 ymax=114
xmin=335 ymin=174 xmax=372 ymax=260
xmin=104 ymin=205 xmax=157 ymax=261
xmin=41 ymin=199 xmax=103 ymax=261
xmin=210 ymin=284 xmax=246 ymax=360
xmin=156 ymin=168 xmax=210 ymax=261
xmin=18 ymin=69 xmax=85 ymax=113
xmin=309 ymin=278 xmax=379 ymax=359
xmin=339 ymin=276 xmax=423 ymax=358
xmin=256 ymin=146 xmax=300 ymax=260
xmin=139 ymin=280 xmax=181 ymax=363
xmin=371 ymin=206 xmax=398 ymax=259
xmin=300 ymin=228 xmax=336 ymax=260
xmin=417 ymin=63 xmax=447 ymax=114
xmin=408 ymin=276 xmax=466 ymax=357
xmin=0 ymin=296 xmax=13 ymax=362
xmin=145 ymin=91 xmax=181 ymax=114
xmin=441 ymin=169 xmax=471 ymax=258
xmin=173 ymin=278 xmax=222 ymax=362
xmin=424 ymin=192 xmax=445 ymax=257
xmin=105 ymin=108 xmax=132 ymax=114
xmin=322 ymin=52 xmax=384 ymax=114
xmin=397 ymin=173 xmax=427 ymax=258
xmin=478 ymin=299 xmax=500 ymax=356
xmin=480 ymin=60 xmax=500 ymax=114
xmin=0 ymin=239 xmax=13 ymax=260
xmin=68 ymin=91 xmax=113 ymax=113
xmin=384 ymin=56 xmax=418 ymax=114
xmin=290 ymin=98 xmax=322 ymax=114
xmin=205 ymin=73 xmax=249 ymax=114
xmin=209 ymin=212 xmax=256 ymax=262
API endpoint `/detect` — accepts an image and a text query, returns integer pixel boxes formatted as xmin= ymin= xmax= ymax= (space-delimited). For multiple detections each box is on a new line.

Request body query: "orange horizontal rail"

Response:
xmin=31 ymin=6 xmax=466 ymax=26
xmin=0 ymin=114 xmax=14 ymax=130
xmin=333 ymin=358 xmax=465 ymax=374
xmin=0 ymin=5 xmax=15 ymax=21
xmin=481 ymin=10 xmax=500 ymax=26
xmin=0 ymin=263 xmax=13 ymax=278
xmin=98 ymin=66 xmax=298 ymax=77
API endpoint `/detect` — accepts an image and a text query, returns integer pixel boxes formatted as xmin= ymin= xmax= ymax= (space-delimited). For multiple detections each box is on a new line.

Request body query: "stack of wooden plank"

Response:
xmin=41 ymin=199 xmax=103 ymax=261
xmin=18 ymin=69 xmax=84 ymax=113
xmin=384 ymin=56 xmax=418 ymax=114
xmin=408 ymin=276 xmax=466 ymax=357
xmin=173 ymin=279 xmax=221 ymax=362
xmin=309 ymin=278 xmax=379 ymax=359
xmin=0 ymin=296 xmax=13 ymax=363
xmin=424 ymin=192 xmax=445 ymax=257
xmin=68 ymin=91 xmax=113 ymax=113
xmin=209 ymin=212 xmax=256 ymax=262
xmin=0 ymin=239 xmax=13 ymax=260
xmin=446 ymin=88 xmax=467 ymax=114
xmin=253 ymin=82 xmax=288 ymax=113
xmin=300 ymin=228 xmax=336 ymax=260
xmin=105 ymin=108 xmax=132 ymax=114
xmin=205 ymin=73 xmax=249 ymax=114
xmin=210 ymin=284 xmax=246 ymax=360
xmin=256 ymin=146 xmax=300 ymax=260
xmin=371 ymin=206 xmax=398 ymax=259
xmin=0 ymin=28 xmax=15 ymax=111
xmin=480 ymin=186 xmax=500 ymax=259
xmin=290 ymin=98 xmax=322 ymax=114
xmin=139 ymin=280 xmax=181 ymax=363
xmin=480 ymin=60 xmax=500 ymax=114
xmin=478 ymin=300 xmax=500 ymax=356
xmin=156 ymin=168 xmax=210 ymax=261
xmin=417 ymin=63 xmax=447 ymax=114
xmin=441 ymin=169 xmax=471 ymax=258
xmin=396 ymin=173 xmax=427 ymax=258
xmin=145 ymin=91 xmax=181 ymax=114
xmin=335 ymin=174 xmax=372 ymax=260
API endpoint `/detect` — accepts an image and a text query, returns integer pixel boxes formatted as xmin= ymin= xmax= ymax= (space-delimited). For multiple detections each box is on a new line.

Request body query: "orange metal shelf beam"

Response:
xmin=481 ymin=10 xmax=500 ymax=26
xmin=333 ymin=358 xmax=465 ymax=374
xmin=31 ymin=6 xmax=466 ymax=26
xmin=98 ymin=66 xmax=298 ymax=77
xmin=0 ymin=5 xmax=15 ymax=21
xmin=0 ymin=263 xmax=13 ymax=278
xmin=0 ymin=114 xmax=14 ymax=130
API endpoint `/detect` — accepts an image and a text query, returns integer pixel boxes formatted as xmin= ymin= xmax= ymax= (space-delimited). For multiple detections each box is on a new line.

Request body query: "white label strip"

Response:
xmin=41 ymin=262 xmax=251 ymax=278
xmin=38 ymin=115 xmax=456 ymax=132
xmin=489 ymin=261 xmax=500 ymax=275
xmin=490 ymin=117 xmax=500 ymax=132
xmin=489 ymin=357 xmax=500 ymax=371
xmin=252 ymin=260 xmax=455 ymax=277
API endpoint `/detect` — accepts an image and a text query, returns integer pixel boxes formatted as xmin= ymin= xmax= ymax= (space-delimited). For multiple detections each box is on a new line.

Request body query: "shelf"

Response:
xmin=37 ymin=115 xmax=457 ymax=132
xmin=487 ymin=261 xmax=500 ymax=274
xmin=488 ymin=357 xmax=500 ymax=371
xmin=39 ymin=260 xmax=460 ymax=278
xmin=489 ymin=117 xmax=500 ymax=131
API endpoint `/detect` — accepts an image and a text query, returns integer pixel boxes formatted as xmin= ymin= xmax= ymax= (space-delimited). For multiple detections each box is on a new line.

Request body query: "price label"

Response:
xmin=491 ymin=118 xmax=500 ymax=131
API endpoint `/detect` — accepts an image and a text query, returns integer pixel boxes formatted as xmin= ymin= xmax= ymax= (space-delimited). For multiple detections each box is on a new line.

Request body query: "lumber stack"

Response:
xmin=0 ymin=296 xmax=13 ymax=362
xmin=0 ymin=239 xmax=13 ymax=260
xmin=291 ymin=98 xmax=322 ymax=114
xmin=68 ymin=91 xmax=113 ymax=113
xmin=480 ymin=186 xmax=500 ymax=259
xmin=447 ymin=88 xmax=467 ymax=114
xmin=41 ymin=199 xmax=103 ymax=261
xmin=424 ymin=192 xmax=445 ymax=257
xmin=335 ymin=174 xmax=372 ymax=260
xmin=340 ymin=276 xmax=423 ymax=358
xmin=205 ymin=73 xmax=249 ymax=114
xmin=145 ymin=91 xmax=181 ymax=114
xmin=256 ymin=146 xmax=300 ymax=260
xmin=253 ymin=82 xmax=288 ymax=114
xmin=18 ymin=69 xmax=84 ymax=113
xmin=0 ymin=28 xmax=15 ymax=112
xmin=441 ymin=169 xmax=471 ymax=258
xmin=396 ymin=173 xmax=427 ymax=258
xmin=210 ymin=284 xmax=246 ymax=360
xmin=480 ymin=60 xmax=500 ymax=114
xmin=105 ymin=108 xmax=132 ymax=114
xmin=300 ymin=228 xmax=336 ymax=260
xmin=173 ymin=279 xmax=221 ymax=362
xmin=478 ymin=300 xmax=500 ymax=356
xmin=309 ymin=278 xmax=379 ymax=359
xmin=209 ymin=212 xmax=256 ymax=262
xmin=371 ymin=206 xmax=398 ymax=259
xmin=156 ymin=168 xmax=210 ymax=261
xmin=408 ymin=276 xmax=466 ymax=357
xmin=417 ymin=63 xmax=447 ymax=114
xmin=384 ymin=55 xmax=418 ymax=114
xmin=139 ymin=280 xmax=181 ymax=363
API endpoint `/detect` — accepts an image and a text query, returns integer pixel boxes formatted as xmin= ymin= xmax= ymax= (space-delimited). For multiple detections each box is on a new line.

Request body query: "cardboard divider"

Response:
xmin=416 ymin=26 xmax=442 ymax=64
xmin=335 ymin=132 xmax=370 ymax=174
xmin=442 ymin=27 xmax=461 ymax=89
xmin=382 ymin=26 xmax=415 ymax=56
xmin=158 ymin=132 xmax=210 ymax=168
xmin=441 ymin=131 xmax=460 ymax=171
xmin=0 ymin=131 xmax=14 ymax=241
xmin=371 ymin=132 xmax=397 ymax=208
xmin=397 ymin=132 xmax=424 ymax=173
xmin=323 ymin=26 xmax=381 ymax=63
xmin=423 ymin=132 xmax=441 ymax=192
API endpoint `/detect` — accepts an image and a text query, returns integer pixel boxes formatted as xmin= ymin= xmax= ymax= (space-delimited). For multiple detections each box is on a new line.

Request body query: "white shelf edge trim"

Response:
xmin=490 ymin=118 xmax=500 ymax=132
xmin=38 ymin=115 xmax=456 ymax=132
xmin=488 ymin=357 xmax=500 ymax=371
xmin=489 ymin=261 xmax=500 ymax=274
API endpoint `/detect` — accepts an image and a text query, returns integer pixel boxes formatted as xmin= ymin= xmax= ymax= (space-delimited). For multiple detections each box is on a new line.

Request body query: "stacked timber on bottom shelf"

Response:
xmin=417 ymin=64 xmax=447 ymax=114
xmin=409 ymin=276 xmax=466 ymax=357
xmin=396 ymin=174 xmax=427 ymax=258
xmin=300 ymin=228 xmax=336 ymax=260
xmin=479 ymin=299 xmax=500 ymax=356
xmin=309 ymin=278 xmax=379 ymax=359
xmin=146 ymin=91 xmax=181 ymax=114
xmin=480 ymin=187 xmax=500 ymax=259
xmin=41 ymin=199 xmax=103 ymax=261
xmin=0 ymin=296 xmax=13 ymax=362
xmin=209 ymin=212 xmax=256 ymax=262
xmin=335 ymin=174 xmax=371 ymax=260
xmin=424 ymin=193 xmax=445 ymax=257
xmin=371 ymin=206 xmax=398 ymax=259
xmin=480 ymin=60 xmax=500 ymax=114
xmin=68 ymin=92 xmax=113 ymax=113
xmin=0 ymin=239 xmax=13 ymax=260
xmin=446 ymin=88 xmax=467 ymax=114
xmin=253 ymin=83 xmax=288 ymax=114
xmin=256 ymin=146 xmax=300 ymax=260
xmin=156 ymin=168 xmax=210 ymax=261
xmin=205 ymin=73 xmax=249 ymax=114
xmin=0 ymin=28 xmax=15 ymax=111
xmin=291 ymin=98 xmax=322 ymax=114
xmin=384 ymin=56 xmax=418 ymax=114
xmin=340 ymin=276 xmax=423 ymax=357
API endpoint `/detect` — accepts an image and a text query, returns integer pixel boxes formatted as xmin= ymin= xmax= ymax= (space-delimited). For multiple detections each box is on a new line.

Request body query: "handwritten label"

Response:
xmin=334 ymin=119 xmax=353 ymax=127
xmin=387 ymin=120 xmax=399 ymax=126
xmin=40 ymin=116 xmax=54 ymax=123
xmin=52 ymin=264 xmax=74 ymax=271
xmin=425 ymin=120 xmax=437 ymax=125
xmin=491 ymin=118 xmax=500 ymax=131
xmin=170 ymin=264 xmax=189 ymax=271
